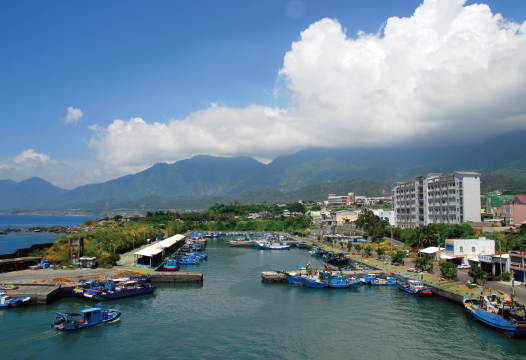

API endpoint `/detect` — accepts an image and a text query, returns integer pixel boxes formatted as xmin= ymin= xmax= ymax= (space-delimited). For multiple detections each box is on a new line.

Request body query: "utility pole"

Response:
xmin=436 ymin=232 xmax=441 ymax=265
xmin=390 ymin=226 xmax=393 ymax=254
xmin=497 ymin=231 xmax=502 ymax=276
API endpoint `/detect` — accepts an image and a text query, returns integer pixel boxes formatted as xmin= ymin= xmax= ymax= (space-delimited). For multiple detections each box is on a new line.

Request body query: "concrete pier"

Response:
xmin=4 ymin=284 xmax=75 ymax=304
xmin=150 ymin=272 xmax=203 ymax=283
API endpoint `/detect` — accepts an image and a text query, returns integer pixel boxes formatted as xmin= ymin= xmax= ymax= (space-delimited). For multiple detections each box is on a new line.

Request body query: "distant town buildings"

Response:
xmin=327 ymin=193 xmax=355 ymax=206
xmin=391 ymin=172 xmax=481 ymax=228
xmin=325 ymin=193 xmax=391 ymax=206
xmin=501 ymin=195 xmax=526 ymax=226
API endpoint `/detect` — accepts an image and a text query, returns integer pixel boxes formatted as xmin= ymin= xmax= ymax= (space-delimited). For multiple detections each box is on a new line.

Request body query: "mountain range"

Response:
xmin=2 ymin=131 xmax=526 ymax=212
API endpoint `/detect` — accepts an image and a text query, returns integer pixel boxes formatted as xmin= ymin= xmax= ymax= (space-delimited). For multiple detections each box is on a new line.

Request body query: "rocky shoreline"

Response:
xmin=0 ymin=226 xmax=84 ymax=235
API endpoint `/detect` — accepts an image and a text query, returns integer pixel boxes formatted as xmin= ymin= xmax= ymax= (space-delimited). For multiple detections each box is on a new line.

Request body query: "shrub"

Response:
xmin=500 ymin=271 xmax=512 ymax=282
xmin=106 ymin=264 xmax=113 ymax=269
xmin=440 ymin=261 xmax=458 ymax=279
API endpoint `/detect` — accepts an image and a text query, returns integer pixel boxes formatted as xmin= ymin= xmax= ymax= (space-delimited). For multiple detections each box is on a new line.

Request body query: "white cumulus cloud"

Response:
xmin=65 ymin=107 xmax=83 ymax=124
xmin=0 ymin=150 xmax=108 ymax=189
xmin=89 ymin=0 xmax=526 ymax=175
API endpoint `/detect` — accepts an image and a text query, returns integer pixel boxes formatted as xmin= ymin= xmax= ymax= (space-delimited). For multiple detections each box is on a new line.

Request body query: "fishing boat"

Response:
xmin=185 ymin=251 xmax=207 ymax=261
xmin=323 ymin=252 xmax=350 ymax=266
xmin=0 ymin=288 xmax=30 ymax=308
xmin=83 ymin=276 xmax=156 ymax=301
xmin=372 ymin=276 xmax=397 ymax=286
xmin=360 ymin=271 xmax=379 ymax=285
xmin=253 ymin=240 xmax=290 ymax=250
xmin=163 ymin=258 xmax=179 ymax=271
xmin=297 ymin=275 xmax=326 ymax=288
xmin=73 ymin=279 xmax=102 ymax=297
xmin=463 ymin=293 xmax=526 ymax=338
xmin=176 ymin=253 xmax=200 ymax=265
xmin=326 ymin=273 xmax=361 ymax=288
xmin=296 ymin=241 xmax=307 ymax=248
xmin=396 ymin=279 xmax=433 ymax=296
xmin=52 ymin=303 xmax=120 ymax=332
xmin=297 ymin=271 xmax=361 ymax=289
xmin=309 ymin=247 xmax=327 ymax=256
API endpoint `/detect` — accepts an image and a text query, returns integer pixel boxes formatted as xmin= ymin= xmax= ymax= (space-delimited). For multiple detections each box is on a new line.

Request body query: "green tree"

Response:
xmin=370 ymin=223 xmax=386 ymax=242
xmin=468 ymin=263 xmax=486 ymax=283
xmin=415 ymin=257 xmax=433 ymax=272
xmin=391 ymin=251 xmax=405 ymax=263
xmin=440 ymin=261 xmax=458 ymax=279
xmin=376 ymin=247 xmax=385 ymax=259
xmin=354 ymin=244 xmax=362 ymax=252
xmin=364 ymin=246 xmax=372 ymax=256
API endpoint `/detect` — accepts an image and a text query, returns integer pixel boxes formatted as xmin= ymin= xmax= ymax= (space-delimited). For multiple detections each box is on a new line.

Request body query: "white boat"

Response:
xmin=253 ymin=240 xmax=290 ymax=250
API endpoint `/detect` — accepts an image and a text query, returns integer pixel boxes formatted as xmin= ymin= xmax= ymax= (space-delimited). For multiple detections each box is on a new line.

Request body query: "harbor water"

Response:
xmin=2 ymin=235 xmax=526 ymax=359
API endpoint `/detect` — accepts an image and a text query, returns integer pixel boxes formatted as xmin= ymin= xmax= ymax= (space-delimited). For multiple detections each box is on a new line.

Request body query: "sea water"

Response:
xmin=2 ymin=236 xmax=526 ymax=359
xmin=0 ymin=215 xmax=96 ymax=254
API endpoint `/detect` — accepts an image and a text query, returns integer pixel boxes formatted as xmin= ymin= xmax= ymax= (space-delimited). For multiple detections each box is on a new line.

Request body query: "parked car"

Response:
xmin=457 ymin=264 xmax=470 ymax=269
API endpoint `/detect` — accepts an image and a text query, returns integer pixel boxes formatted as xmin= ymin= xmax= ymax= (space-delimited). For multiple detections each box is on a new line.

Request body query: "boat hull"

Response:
xmin=396 ymin=282 xmax=433 ymax=297
xmin=284 ymin=273 xmax=301 ymax=284
xmin=297 ymin=276 xmax=326 ymax=288
xmin=464 ymin=300 xmax=526 ymax=338
xmin=84 ymin=284 xmax=156 ymax=301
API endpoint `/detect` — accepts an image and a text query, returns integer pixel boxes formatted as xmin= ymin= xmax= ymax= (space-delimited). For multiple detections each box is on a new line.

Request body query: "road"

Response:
xmin=380 ymin=253 xmax=526 ymax=304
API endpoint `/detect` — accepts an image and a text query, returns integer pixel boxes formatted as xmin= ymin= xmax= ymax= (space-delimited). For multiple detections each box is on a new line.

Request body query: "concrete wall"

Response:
xmin=459 ymin=174 xmax=481 ymax=222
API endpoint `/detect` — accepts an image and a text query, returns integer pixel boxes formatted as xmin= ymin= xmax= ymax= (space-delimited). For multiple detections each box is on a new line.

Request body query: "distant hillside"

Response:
xmin=0 ymin=177 xmax=67 ymax=210
xmin=480 ymin=173 xmax=526 ymax=194
xmin=2 ymin=130 xmax=526 ymax=211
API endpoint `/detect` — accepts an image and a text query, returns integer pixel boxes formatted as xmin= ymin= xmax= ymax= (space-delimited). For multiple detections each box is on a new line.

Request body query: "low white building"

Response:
xmin=445 ymin=237 xmax=495 ymax=266
xmin=419 ymin=247 xmax=446 ymax=261
xmin=371 ymin=209 xmax=395 ymax=226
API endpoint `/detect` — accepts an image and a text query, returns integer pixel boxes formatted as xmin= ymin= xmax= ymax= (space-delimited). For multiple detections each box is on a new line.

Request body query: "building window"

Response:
xmin=460 ymin=246 xmax=464 ymax=253
xmin=472 ymin=246 xmax=476 ymax=253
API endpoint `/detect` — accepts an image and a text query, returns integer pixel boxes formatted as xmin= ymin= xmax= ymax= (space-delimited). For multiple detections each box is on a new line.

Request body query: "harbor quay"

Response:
xmin=272 ymin=236 xmax=526 ymax=306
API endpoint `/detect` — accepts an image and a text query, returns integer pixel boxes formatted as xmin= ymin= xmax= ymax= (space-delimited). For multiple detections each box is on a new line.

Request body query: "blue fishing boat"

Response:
xmin=463 ymin=293 xmax=526 ymax=338
xmin=176 ymin=254 xmax=200 ymax=265
xmin=0 ymin=288 xmax=30 ymax=308
xmin=360 ymin=271 xmax=379 ymax=285
xmin=372 ymin=276 xmax=397 ymax=286
xmin=309 ymin=247 xmax=327 ymax=256
xmin=163 ymin=259 xmax=179 ymax=271
xmin=187 ymin=252 xmax=208 ymax=260
xmin=297 ymin=276 xmax=326 ymax=288
xmin=83 ymin=276 xmax=156 ymax=301
xmin=73 ymin=279 xmax=102 ymax=297
xmin=323 ymin=252 xmax=350 ymax=266
xmin=396 ymin=279 xmax=433 ymax=296
xmin=326 ymin=273 xmax=361 ymax=288
xmin=297 ymin=272 xmax=361 ymax=289
xmin=296 ymin=241 xmax=307 ymax=248
xmin=52 ymin=303 xmax=120 ymax=332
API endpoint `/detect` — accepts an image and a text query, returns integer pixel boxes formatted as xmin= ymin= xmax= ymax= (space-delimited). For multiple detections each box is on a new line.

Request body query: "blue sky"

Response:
xmin=1 ymin=0 xmax=526 ymax=189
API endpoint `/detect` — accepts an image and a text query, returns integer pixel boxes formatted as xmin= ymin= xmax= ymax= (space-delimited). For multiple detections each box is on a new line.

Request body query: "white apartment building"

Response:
xmin=371 ymin=209 xmax=395 ymax=226
xmin=391 ymin=172 xmax=481 ymax=228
